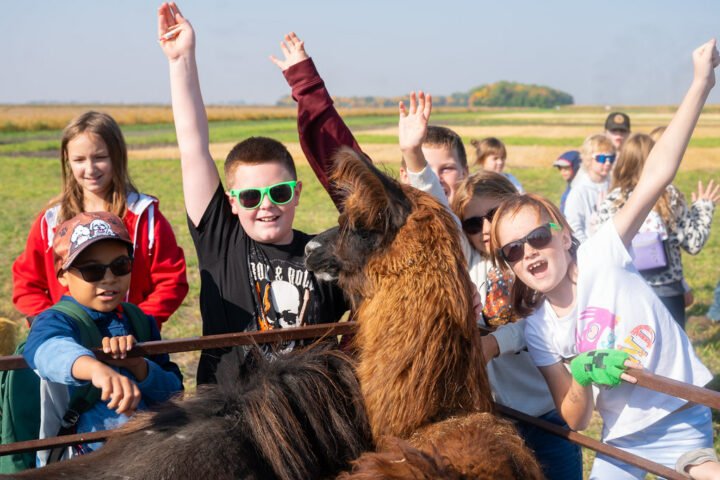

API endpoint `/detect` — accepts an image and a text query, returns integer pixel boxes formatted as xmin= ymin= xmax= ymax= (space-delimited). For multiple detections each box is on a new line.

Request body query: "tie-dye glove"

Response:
xmin=570 ymin=349 xmax=629 ymax=387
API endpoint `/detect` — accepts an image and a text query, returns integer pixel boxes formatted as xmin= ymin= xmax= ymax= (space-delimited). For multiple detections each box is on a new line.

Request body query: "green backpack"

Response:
xmin=0 ymin=301 xmax=151 ymax=473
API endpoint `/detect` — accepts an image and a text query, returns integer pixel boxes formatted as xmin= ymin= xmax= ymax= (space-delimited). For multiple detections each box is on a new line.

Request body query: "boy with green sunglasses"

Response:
xmin=158 ymin=3 xmax=351 ymax=384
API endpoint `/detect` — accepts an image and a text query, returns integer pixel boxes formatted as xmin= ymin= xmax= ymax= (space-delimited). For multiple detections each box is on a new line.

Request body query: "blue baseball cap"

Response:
xmin=553 ymin=150 xmax=581 ymax=171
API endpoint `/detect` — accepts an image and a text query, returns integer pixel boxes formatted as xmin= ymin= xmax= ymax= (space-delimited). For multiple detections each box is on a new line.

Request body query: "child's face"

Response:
xmin=463 ymin=195 xmax=501 ymax=255
xmin=557 ymin=166 xmax=574 ymax=182
xmin=227 ymin=161 xmax=301 ymax=245
xmin=66 ymin=132 xmax=114 ymax=199
xmin=58 ymin=241 xmax=132 ymax=312
xmin=495 ymin=206 xmax=571 ymax=296
xmin=606 ymin=129 xmax=629 ymax=150
xmin=589 ymin=149 xmax=614 ymax=181
xmin=483 ymin=154 xmax=505 ymax=174
xmin=421 ymin=145 xmax=468 ymax=204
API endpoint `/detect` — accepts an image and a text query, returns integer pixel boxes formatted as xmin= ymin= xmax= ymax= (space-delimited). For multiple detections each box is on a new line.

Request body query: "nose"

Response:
xmin=259 ymin=192 xmax=274 ymax=209
xmin=305 ymin=240 xmax=321 ymax=257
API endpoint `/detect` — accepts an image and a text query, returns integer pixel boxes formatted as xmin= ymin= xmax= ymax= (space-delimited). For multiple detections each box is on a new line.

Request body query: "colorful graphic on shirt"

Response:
xmin=577 ymin=306 xmax=617 ymax=352
xmin=618 ymin=325 xmax=656 ymax=362
xmin=483 ymin=267 xmax=518 ymax=326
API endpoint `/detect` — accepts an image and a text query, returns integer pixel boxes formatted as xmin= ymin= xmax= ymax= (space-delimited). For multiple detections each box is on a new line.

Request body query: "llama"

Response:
xmin=5 ymin=344 xmax=372 ymax=480
xmin=306 ymin=148 xmax=544 ymax=478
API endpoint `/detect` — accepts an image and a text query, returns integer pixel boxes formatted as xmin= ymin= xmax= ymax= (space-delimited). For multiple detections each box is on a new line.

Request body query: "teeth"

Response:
xmin=528 ymin=261 xmax=545 ymax=272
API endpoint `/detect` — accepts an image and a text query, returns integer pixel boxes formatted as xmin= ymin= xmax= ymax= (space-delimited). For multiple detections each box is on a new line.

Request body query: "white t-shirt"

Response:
xmin=525 ymin=221 xmax=712 ymax=441
xmin=564 ymin=169 xmax=608 ymax=243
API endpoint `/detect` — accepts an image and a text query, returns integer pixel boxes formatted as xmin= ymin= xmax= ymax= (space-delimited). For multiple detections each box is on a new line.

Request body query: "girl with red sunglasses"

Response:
xmin=490 ymin=40 xmax=720 ymax=479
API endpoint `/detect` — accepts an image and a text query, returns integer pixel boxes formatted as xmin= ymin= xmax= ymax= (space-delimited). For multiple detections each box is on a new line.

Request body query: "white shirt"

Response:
xmin=525 ymin=221 xmax=712 ymax=441
xmin=564 ymin=169 xmax=608 ymax=243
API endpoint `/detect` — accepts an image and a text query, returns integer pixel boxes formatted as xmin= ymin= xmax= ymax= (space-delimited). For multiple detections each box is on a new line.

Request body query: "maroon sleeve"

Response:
xmin=283 ymin=58 xmax=363 ymax=208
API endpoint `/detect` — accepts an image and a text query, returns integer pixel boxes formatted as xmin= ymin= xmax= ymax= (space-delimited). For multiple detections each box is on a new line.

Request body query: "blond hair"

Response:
xmin=471 ymin=137 xmax=507 ymax=168
xmin=610 ymin=133 xmax=675 ymax=228
xmin=580 ymin=134 xmax=615 ymax=172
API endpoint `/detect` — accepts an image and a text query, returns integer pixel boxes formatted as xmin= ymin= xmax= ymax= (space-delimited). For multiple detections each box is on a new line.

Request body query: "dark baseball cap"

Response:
xmin=53 ymin=211 xmax=133 ymax=274
xmin=605 ymin=112 xmax=631 ymax=132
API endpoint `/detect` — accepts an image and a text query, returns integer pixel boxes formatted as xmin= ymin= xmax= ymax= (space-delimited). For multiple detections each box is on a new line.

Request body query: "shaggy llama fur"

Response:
xmin=306 ymin=148 xmax=544 ymax=479
xmin=6 ymin=346 xmax=372 ymax=480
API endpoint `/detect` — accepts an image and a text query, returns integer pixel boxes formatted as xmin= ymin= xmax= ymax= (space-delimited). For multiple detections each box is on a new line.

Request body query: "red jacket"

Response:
xmin=12 ymin=192 xmax=189 ymax=329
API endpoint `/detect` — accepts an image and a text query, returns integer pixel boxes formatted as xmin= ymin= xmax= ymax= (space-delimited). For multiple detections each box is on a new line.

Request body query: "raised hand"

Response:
xmin=692 ymin=38 xmax=720 ymax=90
xmin=691 ymin=179 xmax=720 ymax=204
xmin=157 ymin=2 xmax=195 ymax=61
xmin=269 ymin=32 xmax=309 ymax=71
xmin=398 ymin=91 xmax=432 ymax=152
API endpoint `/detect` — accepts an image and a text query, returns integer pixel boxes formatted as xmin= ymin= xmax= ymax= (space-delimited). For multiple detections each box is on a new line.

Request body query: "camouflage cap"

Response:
xmin=53 ymin=211 xmax=133 ymax=274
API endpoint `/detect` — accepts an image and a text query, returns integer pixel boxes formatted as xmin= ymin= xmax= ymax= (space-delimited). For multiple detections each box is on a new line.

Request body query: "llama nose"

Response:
xmin=305 ymin=240 xmax=321 ymax=256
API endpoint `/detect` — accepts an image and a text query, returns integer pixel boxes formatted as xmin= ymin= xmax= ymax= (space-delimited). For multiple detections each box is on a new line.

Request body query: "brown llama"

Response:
xmin=4 ymin=345 xmax=373 ymax=480
xmin=306 ymin=148 xmax=544 ymax=479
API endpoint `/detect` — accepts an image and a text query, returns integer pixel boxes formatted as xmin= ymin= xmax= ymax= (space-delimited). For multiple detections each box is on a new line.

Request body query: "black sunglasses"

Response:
xmin=498 ymin=223 xmax=561 ymax=263
xmin=70 ymin=256 xmax=133 ymax=282
xmin=461 ymin=207 xmax=497 ymax=235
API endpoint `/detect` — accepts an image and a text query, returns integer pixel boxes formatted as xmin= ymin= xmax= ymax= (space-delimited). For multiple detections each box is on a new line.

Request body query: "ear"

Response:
xmin=58 ymin=271 xmax=69 ymax=287
xmin=226 ymin=191 xmax=240 ymax=216
xmin=398 ymin=166 xmax=409 ymax=185
xmin=294 ymin=180 xmax=302 ymax=206
xmin=561 ymin=227 xmax=572 ymax=251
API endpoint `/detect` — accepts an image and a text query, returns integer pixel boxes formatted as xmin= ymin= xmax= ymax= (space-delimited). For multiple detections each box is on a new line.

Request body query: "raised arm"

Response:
xmin=271 ymin=33 xmax=361 ymax=208
xmin=158 ymin=2 xmax=219 ymax=226
xmin=399 ymin=91 xmax=432 ymax=174
xmin=614 ymin=39 xmax=719 ymax=246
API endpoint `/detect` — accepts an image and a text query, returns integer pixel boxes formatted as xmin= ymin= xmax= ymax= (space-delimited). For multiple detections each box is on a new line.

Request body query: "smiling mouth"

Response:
xmin=98 ymin=290 xmax=118 ymax=298
xmin=257 ymin=216 xmax=279 ymax=223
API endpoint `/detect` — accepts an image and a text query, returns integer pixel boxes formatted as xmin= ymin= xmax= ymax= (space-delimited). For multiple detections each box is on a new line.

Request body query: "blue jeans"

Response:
xmin=516 ymin=409 xmax=583 ymax=480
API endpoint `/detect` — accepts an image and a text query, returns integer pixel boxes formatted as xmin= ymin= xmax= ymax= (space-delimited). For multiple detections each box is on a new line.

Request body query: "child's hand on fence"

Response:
xmin=102 ymin=335 xmax=149 ymax=381
xmin=269 ymin=32 xmax=309 ymax=71
xmin=692 ymin=38 xmax=720 ymax=90
xmin=103 ymin=335 xmax=136 ymax=360
xmin=398 ymin=91 xmax=432 ymax=153
xmin=570 ymin=349 xmax=638 ymax=387
xmin=691 ymin=179 xmax=720 ymax=204
xmin=157 ymin=2 xmax=195 ymax=61
xmin=90 ymin=363 xmax=142 ymax=415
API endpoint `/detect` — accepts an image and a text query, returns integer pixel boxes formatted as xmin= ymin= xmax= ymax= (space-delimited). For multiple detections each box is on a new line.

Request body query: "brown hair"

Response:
xmin=224 ymin=136 xmax=297 ymax=185
xmin=489 ymin=194 xmax=577 ymax=317
xmin=422 ymin=126 xmax=468 ymax=170
xmin=580 ymin=134 xmax=615 ymax=172
xmin=471 ymin=137 xmax=507 ymax=168
xmin=56 ymin=111 xmax=136 ymax=223
xmin=610 ymin=133 xmax=675 ymax=228
xmin=451 ymin=171 xmax=517 ymax=222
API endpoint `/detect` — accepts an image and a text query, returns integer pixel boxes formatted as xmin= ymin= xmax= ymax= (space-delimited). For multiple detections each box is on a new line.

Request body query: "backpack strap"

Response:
xmin=120 ymin=302 xmax=152 ymax=343
xmin=47 ymin=302 xmax=103 ymax=446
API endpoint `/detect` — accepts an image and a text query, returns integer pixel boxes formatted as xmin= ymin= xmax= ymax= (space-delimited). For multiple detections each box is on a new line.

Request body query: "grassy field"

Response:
xmin=1 ymin=105 xmax=720 ymax=477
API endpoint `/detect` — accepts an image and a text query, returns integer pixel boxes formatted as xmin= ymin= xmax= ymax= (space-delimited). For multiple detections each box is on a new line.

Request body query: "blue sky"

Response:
xmin=1 ymin=1 xmax=719 ymax=106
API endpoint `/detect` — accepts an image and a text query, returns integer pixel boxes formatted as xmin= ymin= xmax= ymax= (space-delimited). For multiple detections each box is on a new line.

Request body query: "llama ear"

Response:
xmin=331 ymin=147 xmax=411 ymax=232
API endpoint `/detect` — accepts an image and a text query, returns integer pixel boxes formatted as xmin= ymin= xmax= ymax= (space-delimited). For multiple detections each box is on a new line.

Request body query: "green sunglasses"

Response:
xmin=229 ymin=180 xmax=298 ymax=210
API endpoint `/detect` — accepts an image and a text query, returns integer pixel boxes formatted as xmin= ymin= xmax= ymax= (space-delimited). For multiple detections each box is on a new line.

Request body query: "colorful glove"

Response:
xmin=570 ymin=349 xmax=629 ymax=387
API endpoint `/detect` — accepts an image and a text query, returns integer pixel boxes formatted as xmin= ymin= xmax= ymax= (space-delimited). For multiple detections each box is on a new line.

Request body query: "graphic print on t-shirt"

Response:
xmin=577 ymin=306 xmax=656 ymax=362
xmin=250 ymin=259 xmax=314 ymax=331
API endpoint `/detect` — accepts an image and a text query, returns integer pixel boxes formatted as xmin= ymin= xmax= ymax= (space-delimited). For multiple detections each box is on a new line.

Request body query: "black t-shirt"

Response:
xmin=190 ymin=185 xmax=348 ymax=384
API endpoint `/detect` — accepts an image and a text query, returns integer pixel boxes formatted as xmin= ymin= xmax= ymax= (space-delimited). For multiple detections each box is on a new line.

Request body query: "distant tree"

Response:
xmin=275 ymin=81 xmax=572 ymax=108
xmin=468 ymin=81 xmax=573 ymax=108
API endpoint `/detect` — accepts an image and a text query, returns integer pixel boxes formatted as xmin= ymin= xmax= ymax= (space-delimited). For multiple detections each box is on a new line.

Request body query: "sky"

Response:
xmin=1 ymin=1 xmax=720 ymax=106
